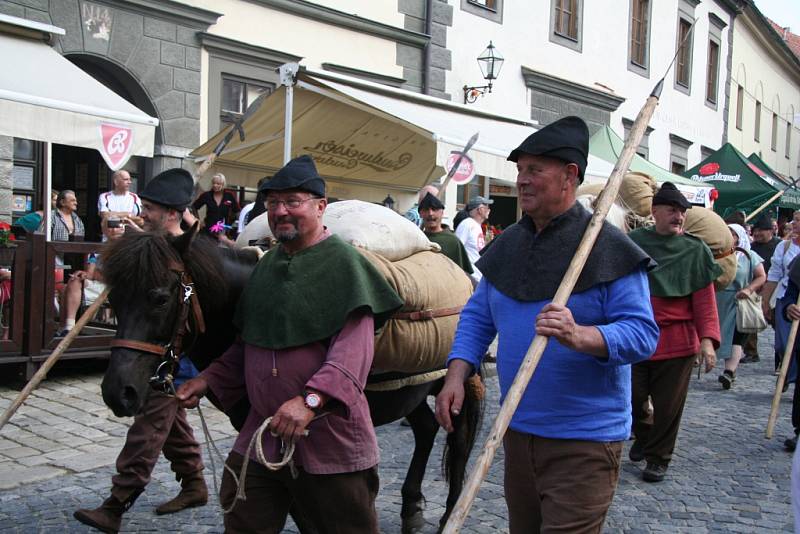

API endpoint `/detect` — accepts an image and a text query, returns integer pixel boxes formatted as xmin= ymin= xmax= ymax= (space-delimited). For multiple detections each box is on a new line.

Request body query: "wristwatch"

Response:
xmin=304 ymin=391 xmax=322 ymax=411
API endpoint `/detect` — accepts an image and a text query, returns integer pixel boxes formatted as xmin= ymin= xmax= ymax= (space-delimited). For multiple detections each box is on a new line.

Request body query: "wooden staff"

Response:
xmin=438 ymin=132 xmax=479 ymax=200
xmin=745 ymin=179 xmax=799 ymax=223
xmin=441 ymin=80 xmax=666 ymax=533
xmin=0 ymin=287 xmax=110 ymax=432
xmin=766 ymin=293 xmax=800 ymax=438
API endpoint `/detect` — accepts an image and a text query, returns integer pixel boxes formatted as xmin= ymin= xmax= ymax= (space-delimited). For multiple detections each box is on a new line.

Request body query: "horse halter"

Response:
xmin=109 ymin=260 xmax=206 ymax=392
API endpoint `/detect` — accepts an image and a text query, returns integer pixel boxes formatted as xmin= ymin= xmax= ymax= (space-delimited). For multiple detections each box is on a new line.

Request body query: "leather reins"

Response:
xmin=109 ymin=260 xmax=206 ymax=391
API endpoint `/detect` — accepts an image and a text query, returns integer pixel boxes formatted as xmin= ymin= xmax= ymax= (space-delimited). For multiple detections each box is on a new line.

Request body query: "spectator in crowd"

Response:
xmin=762 ymin=210 xmax=800 ymax=378
xmin=744 ymin=215 xmax=782 ymax=363
xmin=192 ymin=173 xmax=239 ymax=238
xmin=51 ymin=190 xmax=84 ymax=242
xmin=97 ymin=170 xmax=143 ymax=228
xmin=14 ymin=190 xmax=58 ymax=234
xmin=56 ymin=217 xmax=124 ymax=336
xmin=237 ymin=177 xmax=269 ymax=235
xmin=455 ymin=195 xmax=493 ymax=284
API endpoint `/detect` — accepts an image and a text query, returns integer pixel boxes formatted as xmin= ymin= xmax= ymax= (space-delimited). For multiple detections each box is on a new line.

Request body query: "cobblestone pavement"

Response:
xmin=0 ymin=331 xmax=796 ymax=533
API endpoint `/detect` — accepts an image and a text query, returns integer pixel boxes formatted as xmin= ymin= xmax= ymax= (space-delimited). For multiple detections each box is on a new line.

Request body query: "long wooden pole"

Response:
xmin=745 ymin=179 xmax=799 ymax=223
xmin=766 ymin=293 xmax=800 ymax=438
xmin=0 ymin=287 xmax=110 ymax=432
xmin=441 ymin=81 xmax=665 ymax=533
xmin=744 ymin=190 xmax=783 ymax=223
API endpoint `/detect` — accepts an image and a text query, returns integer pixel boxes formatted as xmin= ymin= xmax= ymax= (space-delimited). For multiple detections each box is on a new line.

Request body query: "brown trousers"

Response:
xmin=220 ymin=452 xmax=379 ymax=534
xmin=112 ymin=390 xmax=204 ymax=500
xmin=743 ymin=332 xmax=759 ymax=356
xmin=631 ymin=355 xmax=694 ymax=466
xmin=503 ymin=430 xmax=622 ymax=534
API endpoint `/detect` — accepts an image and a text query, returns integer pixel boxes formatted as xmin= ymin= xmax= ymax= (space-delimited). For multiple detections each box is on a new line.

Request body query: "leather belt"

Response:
xmin=393 ymin=305 xmax=463 ymax=321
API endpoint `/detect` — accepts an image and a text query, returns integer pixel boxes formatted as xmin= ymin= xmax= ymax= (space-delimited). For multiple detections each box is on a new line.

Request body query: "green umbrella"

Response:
xmin=684 ymin=143 xmax=780 ymax=217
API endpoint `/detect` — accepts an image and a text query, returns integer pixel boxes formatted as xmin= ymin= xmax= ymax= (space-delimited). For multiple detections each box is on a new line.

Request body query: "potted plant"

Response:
xmin=0 ymin=221 xmax=17 ymax=267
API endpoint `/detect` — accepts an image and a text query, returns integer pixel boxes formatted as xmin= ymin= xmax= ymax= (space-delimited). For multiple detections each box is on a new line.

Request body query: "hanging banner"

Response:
xmin=446 ymin=151 xmax=476 ymax=185
xmin=99 ymin=123 xmax=133 ymax=170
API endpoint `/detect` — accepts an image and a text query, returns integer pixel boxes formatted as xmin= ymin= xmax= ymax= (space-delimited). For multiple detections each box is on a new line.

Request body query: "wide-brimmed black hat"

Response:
xmin=140 ymin=168 xmax=193 ymax=210
xmin=260 ymin=155 xmax=325 ymax=197
xmin=507 ymin=116 xmax=589 ymax=182
xmin=418 ymin=192 xmax=444 ymax=211
xmin=753 ymin=215 xmax=774 ymax=230
xmin=652 ymin=182 xmax=692 ymax=210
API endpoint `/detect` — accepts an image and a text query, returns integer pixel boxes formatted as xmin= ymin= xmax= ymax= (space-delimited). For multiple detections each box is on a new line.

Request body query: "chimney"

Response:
xmin=784 ymin=26 xmax=791 ymax=40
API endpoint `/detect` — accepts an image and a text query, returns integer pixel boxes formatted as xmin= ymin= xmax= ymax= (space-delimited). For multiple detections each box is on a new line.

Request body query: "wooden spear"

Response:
xmin=745 ymin=178 xmax=800 ymax=223
xmin=0 ymin=287 xmax=110 ymax=432
xmin=441 ymin=79 xmax=666 ymax=533
xmin=766 ymin=293 xmax=800 ymax=438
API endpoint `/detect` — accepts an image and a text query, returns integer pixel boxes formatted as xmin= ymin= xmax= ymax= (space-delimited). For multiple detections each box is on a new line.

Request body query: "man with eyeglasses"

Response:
xmin=177 ymin=155 xmax=403 ymax=532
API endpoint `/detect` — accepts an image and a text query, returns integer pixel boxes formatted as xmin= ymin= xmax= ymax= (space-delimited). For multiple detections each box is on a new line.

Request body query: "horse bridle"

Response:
xmin=109 ymin=260 xmax=206 ymax=392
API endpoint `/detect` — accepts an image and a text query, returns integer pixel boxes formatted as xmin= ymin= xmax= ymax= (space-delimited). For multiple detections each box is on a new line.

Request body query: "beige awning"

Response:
xmin=197 ymin=69 xmax=621 ymax=193
xmin=0 ymin=15 xmax=158 ymax=169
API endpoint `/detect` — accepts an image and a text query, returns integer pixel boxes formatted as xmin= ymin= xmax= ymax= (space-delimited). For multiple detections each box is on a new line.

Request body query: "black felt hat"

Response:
xmin=418 ymin=192 xmax=444 ymax=211
xmin=507 ymin=116 xmax=589 ymax=182
xmin=260 ymin=155 xmax=325 ymax=197
xmin=652 ymin=182 xmax=692 ymax=210
xmin=753 ymin=215 xmax=774 ymax=230
xmin=140 ymin=168 xmax=194 ymax=210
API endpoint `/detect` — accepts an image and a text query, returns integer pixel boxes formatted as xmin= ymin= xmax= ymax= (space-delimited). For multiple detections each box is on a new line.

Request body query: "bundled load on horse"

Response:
xmin=237 ymin=199 xmax=440 ymax=260
xmin=237 ymin=199 xmax=473 ymax=373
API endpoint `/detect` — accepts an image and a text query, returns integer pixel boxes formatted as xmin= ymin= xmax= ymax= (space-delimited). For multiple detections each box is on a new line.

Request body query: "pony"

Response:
xmin=99 ymin=229 xmax=483 ymax=533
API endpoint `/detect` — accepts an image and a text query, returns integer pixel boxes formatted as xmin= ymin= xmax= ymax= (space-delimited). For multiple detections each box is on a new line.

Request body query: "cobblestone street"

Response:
xmin=0 ymin=332 xmax=796 ymax=533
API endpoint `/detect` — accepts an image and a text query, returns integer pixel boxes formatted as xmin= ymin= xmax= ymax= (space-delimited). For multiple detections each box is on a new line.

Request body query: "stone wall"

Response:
xmin=0 ymin=0 xmax=218 ymax=174
xmin=0 ymin=137 xmax=12 ymax=222
xmin=398 ymin=0 xmax=453 ymax=100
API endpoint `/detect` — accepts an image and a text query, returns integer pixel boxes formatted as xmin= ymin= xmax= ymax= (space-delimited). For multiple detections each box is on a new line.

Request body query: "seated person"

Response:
xmin=57 ymin=218 xmax=124 ymax=336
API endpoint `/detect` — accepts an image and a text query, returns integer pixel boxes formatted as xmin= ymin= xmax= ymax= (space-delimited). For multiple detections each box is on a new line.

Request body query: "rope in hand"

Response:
xmin=168 ymin=380 xmax=305 ymax=514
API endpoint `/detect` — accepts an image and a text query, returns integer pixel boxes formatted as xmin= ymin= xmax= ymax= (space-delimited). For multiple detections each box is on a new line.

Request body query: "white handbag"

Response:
xmin=736 ymin=253 xmax=767 ymax=333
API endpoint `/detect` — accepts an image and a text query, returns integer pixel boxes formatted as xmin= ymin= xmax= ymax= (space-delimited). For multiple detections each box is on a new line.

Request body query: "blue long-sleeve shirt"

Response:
xmin=448 ymin=267 xmax=659 ymax=442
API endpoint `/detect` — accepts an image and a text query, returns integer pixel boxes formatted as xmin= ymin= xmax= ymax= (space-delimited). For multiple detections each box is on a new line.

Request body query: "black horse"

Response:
xmin=99 ymin=229 xmax=483 ymax=533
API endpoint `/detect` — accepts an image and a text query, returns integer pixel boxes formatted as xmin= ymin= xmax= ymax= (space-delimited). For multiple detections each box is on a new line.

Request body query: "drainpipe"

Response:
xmin=423 ymin=0 xmax=433 ymax=95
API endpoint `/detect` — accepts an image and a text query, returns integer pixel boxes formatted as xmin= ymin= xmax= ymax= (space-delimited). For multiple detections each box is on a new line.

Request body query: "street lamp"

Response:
xmin=463 ymin=41 xmax=504 ymax=104
xmin=382 ymin=194 xmax=396 ymax=211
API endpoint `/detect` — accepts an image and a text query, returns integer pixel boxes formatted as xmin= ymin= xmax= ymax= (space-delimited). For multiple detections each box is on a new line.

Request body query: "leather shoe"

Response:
xmin=155 ymin=472 xmax=208 ymax=515
xmin=642 ymin=462 xmax=668 ymax=482
xmin=628 ymin=440 xmax=644 ymax=462
xmin=785 ymin=435 xmax=799 ymax=452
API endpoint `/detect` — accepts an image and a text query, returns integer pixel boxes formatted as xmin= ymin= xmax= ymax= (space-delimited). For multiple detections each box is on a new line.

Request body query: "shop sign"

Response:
xmin=446 ymin=151 xmax=475 ymax=184
xmin=99 ymin=123 xmax=133 ymax=170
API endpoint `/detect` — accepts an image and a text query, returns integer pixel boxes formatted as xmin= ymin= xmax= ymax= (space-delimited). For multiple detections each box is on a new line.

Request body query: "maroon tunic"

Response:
xmin=649 ymin=282 xmax=721 ymax=360
xmin=202 ymin=310 xmax=379 ymax=475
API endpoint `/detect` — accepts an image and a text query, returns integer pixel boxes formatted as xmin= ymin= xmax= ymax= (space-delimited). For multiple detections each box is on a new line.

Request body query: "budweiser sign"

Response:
xmin=99 ymin=123 xmax=133 ymax=170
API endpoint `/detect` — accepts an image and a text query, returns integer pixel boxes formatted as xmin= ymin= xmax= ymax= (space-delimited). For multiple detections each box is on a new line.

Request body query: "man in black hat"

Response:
xmin=436 ymin=116 xmax=659 ymax=533
xmin=743 ymin=215 xmax=782 ymax=363
xmin=454 ymin=195 xmax=493 ymax=283
xmin=628 ymin=182 xmax=721 ymax=482
xmin=177 ymin=155 xmax=403 ymax=532
xmin=418 ymin=190 xmax=473 ymax=275
xmin=74 ymin=168 xmax=207 ymax=533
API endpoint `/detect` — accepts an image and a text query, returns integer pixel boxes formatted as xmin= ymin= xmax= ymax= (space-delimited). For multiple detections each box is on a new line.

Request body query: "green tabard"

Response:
xmin=234 ymin=235 xmax=403 ymax=349
xmin=425 ymin=229 xmax=474 ymax=275
xmin=628 ymin=226 xmax=723 ymax=298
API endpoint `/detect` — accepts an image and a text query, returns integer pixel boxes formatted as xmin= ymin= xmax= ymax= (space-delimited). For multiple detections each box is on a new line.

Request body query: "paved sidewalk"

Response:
xmin=0 ymin=331 xmax=796 ymax=532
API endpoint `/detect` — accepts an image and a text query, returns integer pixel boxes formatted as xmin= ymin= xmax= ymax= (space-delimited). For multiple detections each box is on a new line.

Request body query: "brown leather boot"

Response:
xmin=74 ymin=490 xmax=141 ymax=533
xmin=155 ymin=471 xmax=208 ymax=515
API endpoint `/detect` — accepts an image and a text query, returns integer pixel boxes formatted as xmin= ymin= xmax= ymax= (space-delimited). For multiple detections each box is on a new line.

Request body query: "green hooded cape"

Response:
xmin=234 ymin=235 xmax=403 ymax=349
xmin=628 ymin=226 xmax=723 ymax=298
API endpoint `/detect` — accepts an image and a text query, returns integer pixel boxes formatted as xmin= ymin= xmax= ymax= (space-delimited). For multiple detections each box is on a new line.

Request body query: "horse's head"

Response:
xmin=100 ymin=228 xmax=229 ymax=416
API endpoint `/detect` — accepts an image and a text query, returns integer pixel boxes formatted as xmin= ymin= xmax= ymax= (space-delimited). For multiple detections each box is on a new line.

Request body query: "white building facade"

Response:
xmin=726 ymin=2 xmax=800 ymax=178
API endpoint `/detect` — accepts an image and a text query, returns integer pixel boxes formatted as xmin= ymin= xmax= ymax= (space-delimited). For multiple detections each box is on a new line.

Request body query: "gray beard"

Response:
xmin=275 ymin=228 xmax=299 ymax=243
